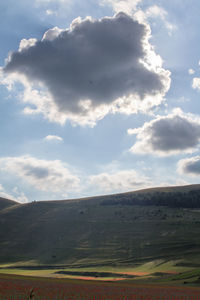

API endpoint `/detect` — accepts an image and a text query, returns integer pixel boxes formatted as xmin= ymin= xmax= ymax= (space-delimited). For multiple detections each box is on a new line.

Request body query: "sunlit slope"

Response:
xmin=1 ymin=184 xmax=200 ymax=267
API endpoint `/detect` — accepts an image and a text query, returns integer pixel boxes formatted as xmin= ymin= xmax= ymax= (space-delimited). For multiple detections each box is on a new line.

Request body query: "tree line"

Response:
xmin=100 ymin=190 xmax=200 ymax=208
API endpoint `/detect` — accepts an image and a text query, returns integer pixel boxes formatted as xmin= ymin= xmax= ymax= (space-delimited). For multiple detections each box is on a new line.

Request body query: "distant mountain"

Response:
xmin=1 ymin=184 xmax=200 ymax=268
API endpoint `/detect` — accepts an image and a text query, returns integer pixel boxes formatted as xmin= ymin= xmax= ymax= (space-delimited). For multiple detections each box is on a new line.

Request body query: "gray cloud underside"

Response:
xmin=23 ymin=165 xmax=50 ymax=179
xmin=178 ymin=156 xmax=200 ymax=175
xmin=4 ymin=13 xmax=168 ymax=115
xmin=150 ymin=116 xmax=200 ymax=151
xmin=129 ymin=112 xmax=200 ymax=155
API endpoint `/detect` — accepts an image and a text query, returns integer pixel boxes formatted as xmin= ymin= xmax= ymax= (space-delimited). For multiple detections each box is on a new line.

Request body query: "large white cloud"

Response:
xmin=178 ymin=156 xmax=200 ymax=176
xmin=1 ymin=13 xmax=170 ymax=126
xmin=128 ymin=109 xmax=200 ymax=156
xmin=89 ymin=169 xmax=150 ymax=193
xmin=0 ymin=156 xmax=80 ymax=193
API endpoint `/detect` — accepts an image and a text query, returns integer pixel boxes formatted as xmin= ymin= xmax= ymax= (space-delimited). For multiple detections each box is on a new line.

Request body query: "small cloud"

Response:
xmin=44 ymin=135 xmax=63 ymax=142
xmin=178 ymin=156 xmax=200 ymax=176
xmin=128 ymin=109 xmax=200 ymax=156
xmin=192 ymin=77 xmax=200 ymax=90
xmin=188 ymin=68 xmax=195 ymax=75
xmin=46 ymin=9 xmax=56 ymax=15
xmin=34 ymin=0 xmax=73 ymax=20
xmin=145 ymin=5 xmax=167 ymax=19
xmin=177 ymin=96 xmax=190 ymax=103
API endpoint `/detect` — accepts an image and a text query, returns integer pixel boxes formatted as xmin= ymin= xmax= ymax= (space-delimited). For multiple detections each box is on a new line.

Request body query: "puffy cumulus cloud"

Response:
xmin=2 ymin=13 xmax=170 ymax=126
xmin=44 ymin=135 xmax=63 ymax=141
xmin=128 ymin=109 xmax=200 ymax=156
xmin=178 ymin=156 xmax=200 ymax=176
xmin=0 ymin=184 xmax=28 ymax=203
xmin=100 ymin=0 xmax=141 ymax=15
xmin=0 ymin=156 xmax=80 ymax=193
xmin=89 ymin=169 xmax=150 ymax=193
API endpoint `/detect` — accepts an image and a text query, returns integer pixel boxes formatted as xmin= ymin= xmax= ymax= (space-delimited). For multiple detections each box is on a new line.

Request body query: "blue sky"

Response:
xmin=0 ymin=0 xmax=200 ymax=203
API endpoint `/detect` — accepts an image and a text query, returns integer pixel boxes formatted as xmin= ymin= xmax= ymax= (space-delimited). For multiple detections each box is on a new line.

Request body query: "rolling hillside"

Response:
xmin=1 ymin=184 xmax=200 ymax=271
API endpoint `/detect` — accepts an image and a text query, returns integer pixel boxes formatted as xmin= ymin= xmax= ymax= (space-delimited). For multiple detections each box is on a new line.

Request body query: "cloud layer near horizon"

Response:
xmin=2 ymin=13 xmax=170 ymax=126
xmin=89 ymin=169 xmax=150 ymax=192
xmin=0 ymin=156 xmax=80 ymax=193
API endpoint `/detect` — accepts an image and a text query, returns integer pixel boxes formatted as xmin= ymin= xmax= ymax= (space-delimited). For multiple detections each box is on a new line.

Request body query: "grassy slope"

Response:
xmin=1 ymin=184 xmax=200 ymax=284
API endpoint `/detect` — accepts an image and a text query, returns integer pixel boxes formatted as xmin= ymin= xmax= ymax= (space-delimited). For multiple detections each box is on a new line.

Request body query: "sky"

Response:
xmin=0 ymin=0 xmax=200 ymax=203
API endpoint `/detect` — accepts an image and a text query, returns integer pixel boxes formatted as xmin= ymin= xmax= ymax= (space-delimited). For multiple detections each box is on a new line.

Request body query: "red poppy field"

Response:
xmin=1 ymin=273 xmax=200 ymax=300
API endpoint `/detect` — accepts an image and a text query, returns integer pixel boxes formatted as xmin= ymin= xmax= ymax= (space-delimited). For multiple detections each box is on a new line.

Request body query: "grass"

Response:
xmin=1 ymin=203 xmax=200 ymax=267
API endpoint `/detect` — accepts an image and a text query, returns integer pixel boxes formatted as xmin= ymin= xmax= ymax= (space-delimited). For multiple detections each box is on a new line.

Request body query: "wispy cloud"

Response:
xmin=89 ymin=169 xmax=151 ymax=193
xmin=44 ymin=135 xmax=63 ymax=142
xmin=144 ymin=5 xmax=176 ymax=35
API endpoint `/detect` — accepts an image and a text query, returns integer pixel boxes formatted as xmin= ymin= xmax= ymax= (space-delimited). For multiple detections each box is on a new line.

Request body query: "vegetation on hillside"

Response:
xmin=100 ymin=189 xmax=200 ymax=208
xmin=1 ymin=184 xmax=200 ymax=285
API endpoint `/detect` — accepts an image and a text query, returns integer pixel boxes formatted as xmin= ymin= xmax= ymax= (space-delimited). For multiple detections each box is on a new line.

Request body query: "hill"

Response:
xmin=0 ymin=197 xmax=19 ymax=211
xmin=1 ymin=184 xmax=200 ymax=272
